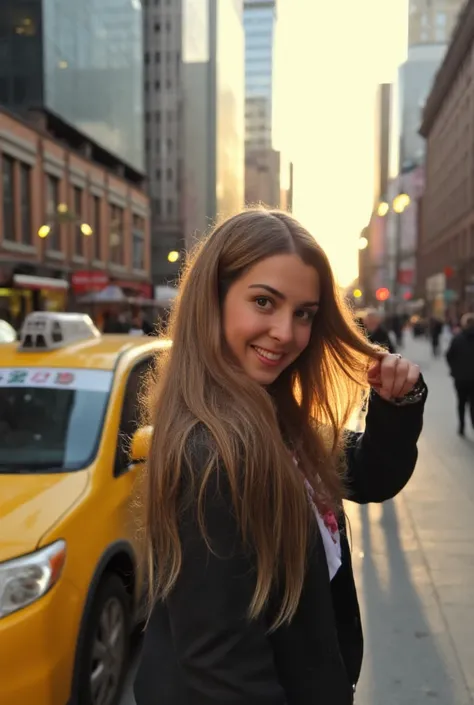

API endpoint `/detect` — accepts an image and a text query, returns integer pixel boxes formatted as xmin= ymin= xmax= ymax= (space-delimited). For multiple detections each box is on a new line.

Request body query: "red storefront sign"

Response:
xmin=71 ymin=271 xmax=110 ymax=294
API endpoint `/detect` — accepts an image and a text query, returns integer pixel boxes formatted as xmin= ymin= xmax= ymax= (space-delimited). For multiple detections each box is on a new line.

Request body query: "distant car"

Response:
xmin=0 ymin=320 xmax=16 ymax=343
xmin=0 ymin=312 xmax=169 ymax=705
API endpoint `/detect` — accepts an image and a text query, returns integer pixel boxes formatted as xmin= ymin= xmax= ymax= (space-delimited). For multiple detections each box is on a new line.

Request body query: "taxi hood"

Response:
xmin=0 ymin=471 xmax=89 ymax=563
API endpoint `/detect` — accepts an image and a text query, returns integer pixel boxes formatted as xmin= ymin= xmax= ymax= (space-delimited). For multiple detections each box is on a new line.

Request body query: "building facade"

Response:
xmin=243 ymin=0 xmax=287 ymax=207
xmin=182 ymin=0 xmax=245 ymax=247
xmin=419 ymin=0 xmax=474 ymax=316
xmin=144 ymin=0 xmax=245 ymax=277
xmin=359 ymin=84 xmax=392 ymax=304
xmin=0 ymin=0 xmax=144 ymax=173
xmin=409 ymin=0 xmax=464 ymax=46
xmin=143 ymin=0 xmax=184 ymax=284
xmin=0 ymin=107 xmax=150 ymax=324
xmin=244 ymin=0 xmax=275 ymax=150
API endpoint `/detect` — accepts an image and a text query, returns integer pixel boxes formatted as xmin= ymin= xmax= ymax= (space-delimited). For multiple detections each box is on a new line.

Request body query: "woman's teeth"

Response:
xmin=253 ymin=346 xmax=283 ymax=361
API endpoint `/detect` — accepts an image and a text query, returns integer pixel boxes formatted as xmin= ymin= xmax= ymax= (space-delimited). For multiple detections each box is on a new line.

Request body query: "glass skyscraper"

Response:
xmin=243 ymin=0 xmax=276 ymax=150
xmin=0 ymin=0 xmax=144 ymax=172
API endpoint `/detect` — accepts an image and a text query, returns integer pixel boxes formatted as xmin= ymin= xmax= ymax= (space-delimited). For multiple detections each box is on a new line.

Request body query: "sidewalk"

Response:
xmin=348 ymin=334 xmax=474 ymax=705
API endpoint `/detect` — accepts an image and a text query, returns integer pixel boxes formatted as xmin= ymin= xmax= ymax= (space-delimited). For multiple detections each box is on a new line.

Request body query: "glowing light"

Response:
xmin=80 ymin=223 xmax=93 ymax=236
xmin=377 ymin=202 xmax=389 ymax=217
xmin=393 ymin=193 xmax=410 ymax=214
xmin=38 ymin=225 xmax=51 ymax=238
xmin=358 ymin=237 xmax=369 ymax=250
xmin=57 ymin=203 xmax=68 ymax=214
xmin=376 ymin=287 xmax=390 ymax=302
xmin=353 ymin=288 xmax=363 ymax=299
xmin=167 ymin=250 xmax=180 ymax=263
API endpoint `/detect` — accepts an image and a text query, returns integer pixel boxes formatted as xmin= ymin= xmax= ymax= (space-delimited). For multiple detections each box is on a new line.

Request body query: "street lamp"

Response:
xmin=37 ymin=203 xmax=93 ymax=241
xmin=376 ymin=192 xmax=412 ymax=308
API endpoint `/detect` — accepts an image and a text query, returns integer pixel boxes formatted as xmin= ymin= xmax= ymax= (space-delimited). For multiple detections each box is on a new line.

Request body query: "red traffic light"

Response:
xmin=375 ymin=287 xmax=390 ymax=302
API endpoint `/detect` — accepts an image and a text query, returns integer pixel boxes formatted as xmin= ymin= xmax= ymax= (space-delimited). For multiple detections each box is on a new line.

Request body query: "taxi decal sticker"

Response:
xmin=0 ymin=368 xmax=113 ymax=392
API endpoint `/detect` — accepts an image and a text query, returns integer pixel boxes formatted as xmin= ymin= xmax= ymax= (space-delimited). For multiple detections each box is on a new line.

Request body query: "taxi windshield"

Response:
xmin=0 ymin=367 xmax=113 ymax=472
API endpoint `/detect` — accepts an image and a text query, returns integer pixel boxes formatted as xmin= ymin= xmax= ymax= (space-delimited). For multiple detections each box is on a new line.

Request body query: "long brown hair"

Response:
xmin=144 ymin=208 xmax=379 ymax=629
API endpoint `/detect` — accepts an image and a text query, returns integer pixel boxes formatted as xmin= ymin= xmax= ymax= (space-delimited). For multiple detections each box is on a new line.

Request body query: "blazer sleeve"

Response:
xmin=343 ymin=383 xmax=427 ymax=505
xmin=165 ymin=437 xmax=287 ymax=705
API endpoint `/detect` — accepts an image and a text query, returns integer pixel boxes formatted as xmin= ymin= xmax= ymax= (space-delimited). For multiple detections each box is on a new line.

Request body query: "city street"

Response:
xmin=121 ymin=333 xmax=474 ymax=705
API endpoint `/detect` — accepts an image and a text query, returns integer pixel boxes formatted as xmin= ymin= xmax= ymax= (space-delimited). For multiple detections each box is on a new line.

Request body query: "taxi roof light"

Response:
xmin=19 ymin=312 xmax=100 ymax=351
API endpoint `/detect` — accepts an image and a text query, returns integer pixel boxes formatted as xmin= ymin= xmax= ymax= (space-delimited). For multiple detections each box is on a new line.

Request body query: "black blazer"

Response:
xmin=135 ymin=390 xmax=426 ymax=705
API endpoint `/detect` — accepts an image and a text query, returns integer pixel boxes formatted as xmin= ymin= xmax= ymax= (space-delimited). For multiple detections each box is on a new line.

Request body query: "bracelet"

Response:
xmin=389 ymin=377 xmax=427 ymax=406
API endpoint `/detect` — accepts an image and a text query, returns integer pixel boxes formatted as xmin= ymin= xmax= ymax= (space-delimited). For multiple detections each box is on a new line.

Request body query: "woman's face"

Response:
xmin=223 ymin=254 xmax=320 ymax=385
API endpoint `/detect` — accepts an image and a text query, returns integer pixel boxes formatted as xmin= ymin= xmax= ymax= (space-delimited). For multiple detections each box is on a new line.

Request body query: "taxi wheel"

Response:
xmin=77 ymin=573 xmax=131 ymax=705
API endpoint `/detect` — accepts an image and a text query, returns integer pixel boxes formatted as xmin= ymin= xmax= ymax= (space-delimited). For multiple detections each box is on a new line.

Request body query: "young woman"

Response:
xmin=135 ymin=209 xmax=427 ymax=705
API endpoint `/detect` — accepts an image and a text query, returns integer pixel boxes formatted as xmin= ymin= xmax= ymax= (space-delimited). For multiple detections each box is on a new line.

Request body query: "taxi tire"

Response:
xmin=76 ymin=573 xmax=131 ymax=705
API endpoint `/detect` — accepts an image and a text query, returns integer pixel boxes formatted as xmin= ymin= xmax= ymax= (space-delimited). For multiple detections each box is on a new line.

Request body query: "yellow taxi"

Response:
xmin=0 ymin=312 xmax=167 ymax=705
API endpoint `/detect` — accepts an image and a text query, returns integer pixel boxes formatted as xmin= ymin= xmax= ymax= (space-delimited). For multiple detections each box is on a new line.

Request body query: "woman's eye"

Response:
xmin=296 ymin=310 xmax=314 ymax=322
xmin=255 ymin=296 xmax=272 ymax=309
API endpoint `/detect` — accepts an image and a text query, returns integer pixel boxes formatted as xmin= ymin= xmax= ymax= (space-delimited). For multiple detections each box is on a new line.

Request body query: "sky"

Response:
xmin=273 ymin=0 xmax=409 ymax=286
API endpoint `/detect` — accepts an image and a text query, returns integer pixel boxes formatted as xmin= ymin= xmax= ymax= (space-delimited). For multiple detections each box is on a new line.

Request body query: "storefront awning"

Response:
xmin=13 ymin=274 xmax=69 ymax=291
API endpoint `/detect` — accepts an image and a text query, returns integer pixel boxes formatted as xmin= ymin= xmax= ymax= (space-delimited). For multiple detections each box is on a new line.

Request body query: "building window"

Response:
xmin=156 ymin=168 xmax=161 ymax=180
xmin=166 ymin=21 xmax=171 ymax=32
xmin=167 ymin=168 xmax=172 ymax=182
xmin=167 ymin=137 xmax=173 ymax=151
xmin=166 ymin=79 xmax=172 ymax=89
xmin=2 ymin=155 xmax=15 ymax=241
xmin=155 ymin=80 xmax=161 ymax=90
xmin=46 ymin=174 xmax=60 ymax=251
xmin=155 ymin=110 xmax=161 ymax=123
xmin=145 ymin=52 xmax=150 ymax=64
xmin=19 ymin=163 xmax=31 ymax=245
xmin=109 ymin=203 xmax=124 ymax=265
xmin=73 ymin=186 xmax=83 ymax=256
xmin=167 ymin=199 xmax=173 ymax=216
xmin=92 ymin=195 xmax=101 ymax=260
xmin=132 ymin=215 xmax=145 ymax=271
xmin=155 ymin=51 xmax=161 ymax=63
xmin=154 ymin=22 xmax=161 ymax=32
xmin=154 ymin=199 xmax=161 ymax=216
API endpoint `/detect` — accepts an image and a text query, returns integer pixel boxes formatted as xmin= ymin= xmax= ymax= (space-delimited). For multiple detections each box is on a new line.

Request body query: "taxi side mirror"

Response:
xmin=130 ymin=425 xmax=152 ymax=463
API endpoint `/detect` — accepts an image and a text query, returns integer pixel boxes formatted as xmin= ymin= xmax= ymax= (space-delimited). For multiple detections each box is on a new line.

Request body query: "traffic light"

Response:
xmin=375 ymin=287 xmax=390 ymax=302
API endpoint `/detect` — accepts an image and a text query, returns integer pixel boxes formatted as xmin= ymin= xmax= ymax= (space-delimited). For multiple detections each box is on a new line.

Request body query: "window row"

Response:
xmin=144 ymin=136 xmax=175 ymax=152
xmin=1 ymin=154 xmax=146 ymax=271
xmin=144 ymin=50 xmax=181 ymax=65
xmin=144 ymin=77 xmax=176 ymax=91
xmin=152 ymin=198 xmax=177 ymax=217
xmin=144 ymin=108 xmax=180 ymax=123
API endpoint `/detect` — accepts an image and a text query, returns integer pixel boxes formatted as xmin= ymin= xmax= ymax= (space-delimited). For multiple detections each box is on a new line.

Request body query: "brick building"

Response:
xmin=0 ymin=107 xmax=150 ymax=324
xmin=419 ymin=0 xmax=474 ymax=316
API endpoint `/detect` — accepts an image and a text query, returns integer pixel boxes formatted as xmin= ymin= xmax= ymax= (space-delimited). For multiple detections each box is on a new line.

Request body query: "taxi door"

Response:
xmin=113 ymin=357 xmax=152 ymax=609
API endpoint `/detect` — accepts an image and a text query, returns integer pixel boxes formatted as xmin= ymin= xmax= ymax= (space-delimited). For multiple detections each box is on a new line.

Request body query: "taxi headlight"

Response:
xmin=0 ymin=540 xmax=66 ymax=618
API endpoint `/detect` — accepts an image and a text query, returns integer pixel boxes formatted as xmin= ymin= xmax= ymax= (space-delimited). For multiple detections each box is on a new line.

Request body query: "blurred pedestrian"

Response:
xmin=429 ymin=316 xmax=443 ymax=357
xmin=363 ymin=308 xmax=396 ymax=353
xmin=129 ymin=307 xmax=154 ymax=336
xmin=446 ymin=313 xmax=474 ymax=436
xmin=135 ymin=208 xmax=427 ymax=705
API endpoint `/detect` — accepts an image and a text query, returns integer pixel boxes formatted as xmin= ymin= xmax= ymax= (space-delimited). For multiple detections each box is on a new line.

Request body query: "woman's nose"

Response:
xmin=270 ymin=315 xmax=294 ymax=344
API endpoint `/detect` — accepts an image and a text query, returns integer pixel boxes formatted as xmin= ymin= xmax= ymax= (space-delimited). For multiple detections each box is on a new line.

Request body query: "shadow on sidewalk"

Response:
xmin=357 ymin=499 xmax=463 ymax=704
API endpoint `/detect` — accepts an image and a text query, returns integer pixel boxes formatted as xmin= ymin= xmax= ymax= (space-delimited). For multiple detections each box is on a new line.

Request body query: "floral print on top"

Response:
xmin=294 ymin=457 xmax=342 ymax=580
